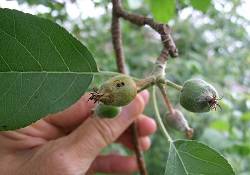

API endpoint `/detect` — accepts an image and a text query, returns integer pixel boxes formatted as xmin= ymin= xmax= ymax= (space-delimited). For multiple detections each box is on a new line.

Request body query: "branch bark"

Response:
xmin=111 ymin=1 xmax=180 ymax=174
xmin=111 ymin=1 xmax=148 ymax=175
xmin=111 ymin=0 xmax=126 ymax=73
xmin=115 ymin=6 xmax=178 ymax=62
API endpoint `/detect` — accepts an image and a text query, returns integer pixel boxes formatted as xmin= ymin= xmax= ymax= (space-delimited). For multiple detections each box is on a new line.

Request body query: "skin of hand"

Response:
xmin=0 ymin=90 xmax=156 ymax=175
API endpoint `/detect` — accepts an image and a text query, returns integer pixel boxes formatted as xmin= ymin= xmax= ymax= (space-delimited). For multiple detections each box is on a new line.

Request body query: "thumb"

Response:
xmin=63 ymin=90 xmax=149 ymax=160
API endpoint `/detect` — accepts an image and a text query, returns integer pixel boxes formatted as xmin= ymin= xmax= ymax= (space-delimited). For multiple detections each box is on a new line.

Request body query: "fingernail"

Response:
xmin=139 ymin=90 xmax=149 ymax=103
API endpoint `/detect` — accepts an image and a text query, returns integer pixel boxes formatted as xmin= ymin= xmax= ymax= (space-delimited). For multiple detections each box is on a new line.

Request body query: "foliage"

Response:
xmin=0 ymin=8 xmax=97 ymax=130
xmin=1 ymin=0 xmax=250 ymax=174
xmin=166 ymin=140 xmax=234 ymax=175
xmin=149 ymin=0 xmax=176 ymax=23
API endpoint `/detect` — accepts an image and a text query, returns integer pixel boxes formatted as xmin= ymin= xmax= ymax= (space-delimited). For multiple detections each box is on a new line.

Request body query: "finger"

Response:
xmin=0 ymin=134 xmax=46 ymax=150
xmin=119 ymin=136 xmax=151 ymax=151
xmin=139 ymin=90 xmax=150 ymax=105
xmin=87 ymin=154 xmax=137 ymax=174
xmin=62 ymin=91 xmax=149 ymax=161
xmin=17 ymin=119 xmax=65 ymax=140
xmin=45 ymin=90 xmax=149 ymax=134
xmin=44 ymin=93 xmax=96 ymax=132
xmin=119 ymin=114 xmax=156 ymax=138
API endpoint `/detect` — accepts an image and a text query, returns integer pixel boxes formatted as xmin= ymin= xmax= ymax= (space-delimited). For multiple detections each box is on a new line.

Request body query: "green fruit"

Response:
xmin=180 ymin=79 xmax=218 ymax=113
xmin=95 ymin=103 xmax=121 ymax=118
xmin=98 ymin=75 xmax=137 ymax=106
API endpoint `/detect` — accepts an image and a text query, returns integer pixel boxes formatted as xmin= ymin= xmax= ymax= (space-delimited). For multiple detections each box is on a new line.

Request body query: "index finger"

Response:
xmin=44 ymin=93 xmax=96 ymax=132
xmin=45 ymin=90 xmax=149 ymax=133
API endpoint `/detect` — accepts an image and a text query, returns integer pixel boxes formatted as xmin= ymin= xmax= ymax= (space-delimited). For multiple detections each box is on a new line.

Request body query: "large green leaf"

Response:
xmin=190 ymin=0 xmax=211 ymax=12
xmin=0 ymin=8 xmax=97 ymax=131
xmin=149 ymin=0 xmax=175 ymax=23
xmin=165 ymin=140 xmax=235 ymax=175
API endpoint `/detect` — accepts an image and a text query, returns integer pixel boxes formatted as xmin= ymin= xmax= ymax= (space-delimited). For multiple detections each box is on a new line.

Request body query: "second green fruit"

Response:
xmin=180 ymin=79 xmax=218 ymax=113
xmin=95 ymin=103 xmax=121 ymax=118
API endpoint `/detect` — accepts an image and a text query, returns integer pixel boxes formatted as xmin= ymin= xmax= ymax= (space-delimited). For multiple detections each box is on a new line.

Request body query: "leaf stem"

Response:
xmin=152 ymin=86 xmax=173 ymax=142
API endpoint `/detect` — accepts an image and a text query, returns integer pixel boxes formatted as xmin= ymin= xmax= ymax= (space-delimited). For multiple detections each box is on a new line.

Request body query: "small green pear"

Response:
xmin=98 ymin=75 xmax=137 ymax=106
xmin=180 ymin=79 xmax=219 ymax=113
xmin=95 ymin=103 xmax=121 ymax=118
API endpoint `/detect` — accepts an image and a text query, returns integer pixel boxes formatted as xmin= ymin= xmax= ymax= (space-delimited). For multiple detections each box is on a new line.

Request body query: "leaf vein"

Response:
xmin=37 ymin=28 xmax=71 ymax=71
xmin=0 ymin=54 xmax=12 ymax=71
xmin=14 ymin=73 xmax=48 ymax=115
xmin=178 ymin=150 xmax=230 ymax=171
xmin=173 ymin=144 xmax=189 ymax=175
xmin=0 ymin=28 xmax=43 ymax=71
xmin=52 ymin=74 xmax=78 ymax=104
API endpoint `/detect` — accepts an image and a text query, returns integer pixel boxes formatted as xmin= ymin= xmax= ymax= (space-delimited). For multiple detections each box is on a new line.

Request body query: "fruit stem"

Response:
xmin=152 ymin=87 xmax=173 ymax=142
xmin=166 ymin=80 xmax=183 ymax=91
xmin=159 ymin=79 xmax=183 ymax=91
xmin=157 ymin=84 xmax=175 ymax=114
xmin=136 ymin=76 xmax=156 ymax=93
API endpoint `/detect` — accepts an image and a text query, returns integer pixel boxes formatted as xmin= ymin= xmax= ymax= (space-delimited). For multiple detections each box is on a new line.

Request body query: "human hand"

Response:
xmin=0 ymin=90 xmax=156 ymax=175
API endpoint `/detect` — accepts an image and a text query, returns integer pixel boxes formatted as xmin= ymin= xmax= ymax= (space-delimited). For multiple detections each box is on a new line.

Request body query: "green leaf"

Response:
xmin=190 ymin=0 xmax=211 ymax=12
xmin=0 ymin=8 xmax=97 ymax=131
xmin=165 ymin=140 xmax=235 ymax=175
xmin=149 ymin=0 xmax=175 ymax=23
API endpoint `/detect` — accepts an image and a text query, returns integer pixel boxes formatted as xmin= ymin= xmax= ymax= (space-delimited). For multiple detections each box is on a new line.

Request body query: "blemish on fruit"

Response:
xmin=89 ymin=75 xmax=137 ymax=106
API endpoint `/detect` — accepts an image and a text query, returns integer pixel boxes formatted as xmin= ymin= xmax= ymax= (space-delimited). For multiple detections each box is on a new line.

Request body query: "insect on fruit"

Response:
xmin=207 ymin=94 xmax=223 ymax=111
xmin=88 ymin=75 xmax=137 ymax=106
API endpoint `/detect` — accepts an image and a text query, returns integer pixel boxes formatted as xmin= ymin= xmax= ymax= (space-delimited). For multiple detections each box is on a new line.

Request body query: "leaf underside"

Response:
xmin=0 ymin=8 xmax=97 ymax=130
xmin=165 ymin=140 xmax=235 ymax=175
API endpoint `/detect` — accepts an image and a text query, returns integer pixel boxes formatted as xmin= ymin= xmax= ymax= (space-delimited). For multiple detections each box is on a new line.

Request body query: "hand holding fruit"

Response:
xmin=0 ymin=91 xmax=157 ymax=175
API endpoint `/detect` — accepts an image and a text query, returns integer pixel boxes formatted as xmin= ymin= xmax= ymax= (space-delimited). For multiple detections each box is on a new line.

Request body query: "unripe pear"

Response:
xmin=179 ymin=79 xmax=219 ymax=113
xmin=89 ymin=75 xmax=137 ymax=106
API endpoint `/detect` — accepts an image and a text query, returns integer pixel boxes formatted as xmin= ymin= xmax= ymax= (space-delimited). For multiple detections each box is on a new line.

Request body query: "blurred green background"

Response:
xmin=1 ymin=0 xmax=249 ymax=174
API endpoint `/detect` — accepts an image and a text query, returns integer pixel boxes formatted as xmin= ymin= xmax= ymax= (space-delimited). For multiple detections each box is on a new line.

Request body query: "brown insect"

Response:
xmin=208 ymin=95 xmax=223 ymax=111
xmin=88 ymin=87 xmax=103 ymax=104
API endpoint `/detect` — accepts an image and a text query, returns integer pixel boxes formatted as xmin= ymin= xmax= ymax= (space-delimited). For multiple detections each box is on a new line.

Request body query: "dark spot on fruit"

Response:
xmin=90 ymin=75 xmax=137 ymax=106
xmin=116 ymin=83 xmax=121 ymax=88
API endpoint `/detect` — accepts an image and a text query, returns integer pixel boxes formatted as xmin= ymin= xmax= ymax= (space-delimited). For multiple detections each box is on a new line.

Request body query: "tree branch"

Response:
xmin=112 ymin=0 xmax=126 ymax=73
xmin=111 ymin=1 xmax=148 ymax=175
xmin=111 ymin=0 xmax=181 ymax=174
xmin=115 ymin=6 xmax=178 ymax=61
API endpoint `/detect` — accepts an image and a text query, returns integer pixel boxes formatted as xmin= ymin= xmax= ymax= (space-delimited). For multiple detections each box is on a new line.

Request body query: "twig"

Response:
xmin=112 ymin=0 xmax=126 ymax=73
xmin=111 ymin=0 xmax=181 ymax=174
xmin=111 ymin=1 xmax=148 ymax=175
xmin=158 ymin=79 xmax=183 ymax=91
xmin=115 ymin=6 xmax=178 ymax=60
xmin=157 ymin=84 xmax=175 ymax=114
